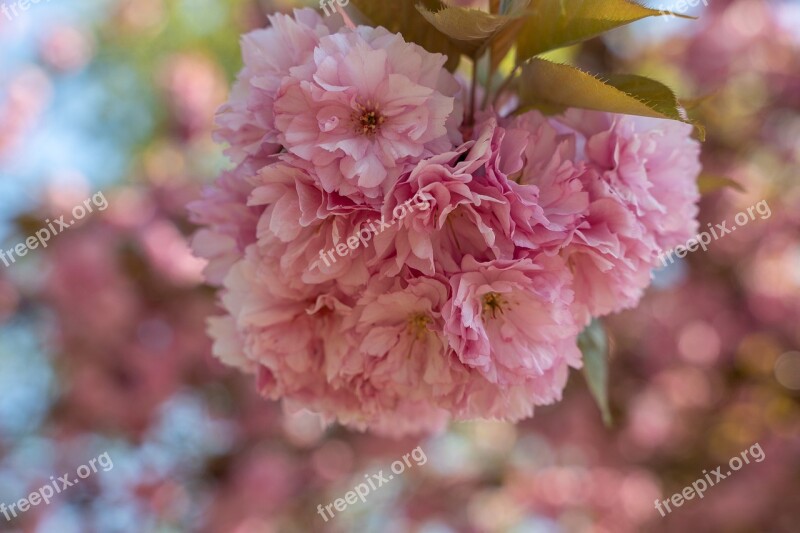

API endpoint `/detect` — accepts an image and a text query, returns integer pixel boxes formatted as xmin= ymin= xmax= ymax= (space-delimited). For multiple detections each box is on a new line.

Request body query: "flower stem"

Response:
xmin=492 ymin=65 xmax=519 ymax=109
xmin=480 ymin=73 xmax=492 ymax=110
xmin=467 ymin=58 xmax=478 ymax=126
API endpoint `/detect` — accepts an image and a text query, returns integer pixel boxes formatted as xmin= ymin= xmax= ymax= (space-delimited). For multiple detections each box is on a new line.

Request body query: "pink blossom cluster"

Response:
xmin=191 ymin=8 xmax=701 ymax=435
xmin=39 ymin=185 xmax=218 ymax=437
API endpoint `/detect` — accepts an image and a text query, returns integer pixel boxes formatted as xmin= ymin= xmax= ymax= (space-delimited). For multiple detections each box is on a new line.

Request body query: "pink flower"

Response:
xmin=218 ymin=250 xmax=325 ymax=395
xmin=557 ymin=111 xmax=700 ymax=321
xmin=189 ymin=156 xmax=268 ymax=285
xmin=508 ymin=110 xmax=701 ymax=323
xmin=340 ymin=277 xmax=461 ymax=401
xmin=505 ymin=111 xmax=588 ymax=251
xmin=566 ymin=111 xmax=701 ymax=252
xmin=194 ymin=10 xmax=703 ymax=435
xmin=216 ymin=245 xmax=453 ymax=435
xmin=214 ymin=9 xmax=333 ymax=163
xmin=564 ymin=193 xmax=656 ymax=323
xmin=246 ymin=163 xmax=379 ymax=297
xmin=375 ymin=146 xmax=508 ymax=276
xmin=274 ymin=26 xmax=463 ymax=202
xmin=335 ymin=276 xmax=460 ymax=433
xmin=443 ymin=255 xmax=582 ymax=388
xmin=375 ymin=118 xmax=533 ymax=276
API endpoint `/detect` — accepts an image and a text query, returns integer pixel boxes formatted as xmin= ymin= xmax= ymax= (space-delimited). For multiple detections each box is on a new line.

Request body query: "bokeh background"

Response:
xmin=0 ymin=0 xmax=798 ymax=531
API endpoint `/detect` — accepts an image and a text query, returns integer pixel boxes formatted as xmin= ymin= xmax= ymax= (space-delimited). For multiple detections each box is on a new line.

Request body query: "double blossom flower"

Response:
xmin=191 ymin=8 xmax=701 ymax=436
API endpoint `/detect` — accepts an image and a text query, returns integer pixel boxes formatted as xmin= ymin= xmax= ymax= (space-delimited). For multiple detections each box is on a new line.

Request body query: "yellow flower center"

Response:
xmin=353 ymin=101 xmax=385 ymax=136
xmin=407 ymin=313 xmax=431 ymax=340
xmin=481 ymin=292 xmax=506 ymax=319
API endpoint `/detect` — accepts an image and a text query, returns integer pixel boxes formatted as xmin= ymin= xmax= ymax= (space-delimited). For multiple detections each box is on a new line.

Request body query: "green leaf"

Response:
xmin=490 ymin=16 xmax=527 ymax=71
xmin=516 ymin=58 xmax=705 ymax=139
xmin=348 ymin=0 xmax=462 ymax=71
xmin=698 ymin=174 xmax=745 ymax=195
xmin=516 ymin=0 xmax=694 ymax=64
xmin=417 ymin=1 xmax=530 ymax=58
xmin=578 ymin=320 xmax=612 ymax=427
xmin=476 ymin=0 xmax=530 ymax=68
